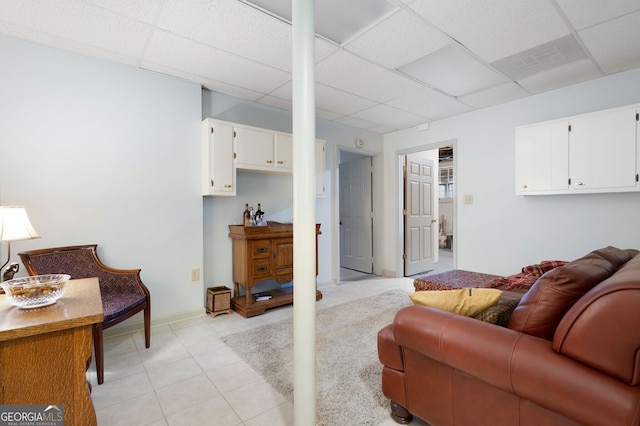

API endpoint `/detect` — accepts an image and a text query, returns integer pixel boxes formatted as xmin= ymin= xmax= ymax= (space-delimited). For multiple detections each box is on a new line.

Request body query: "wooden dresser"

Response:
xmin=0 ymin=278 xmax=104 ymax=426
xmin=228 ymin=221 xmax=322 ymax=317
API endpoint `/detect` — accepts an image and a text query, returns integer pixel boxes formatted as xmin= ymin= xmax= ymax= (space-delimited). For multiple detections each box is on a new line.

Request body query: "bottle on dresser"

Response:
xmin=243 ymin=203 xmax=250 ymax=226
xmin=255 ymin=203 xmax=267 ymax=226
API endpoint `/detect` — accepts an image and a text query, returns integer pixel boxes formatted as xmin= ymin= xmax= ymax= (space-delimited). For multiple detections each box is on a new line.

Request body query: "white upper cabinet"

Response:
xmin=515 ymin=120 xmax=569 ymax=194
xmin=202 ymin=119 xmax=326 ymax=197
xmin=515 ymin=104 xmax=639 ymax=195
xmin=202 ymin=119 xmax=236 ymax=196
xmin=273 ymin=132 xmax=293 ymax=173
xmin=569 ymin=106 xmax=637 ymax=192
xmin=234 ymin=125 xmax=276 ymax=172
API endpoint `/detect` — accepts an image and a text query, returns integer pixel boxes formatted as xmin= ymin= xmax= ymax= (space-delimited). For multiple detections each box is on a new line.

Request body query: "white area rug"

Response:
xmin=222 ymin=289 xmax=411 ymax=425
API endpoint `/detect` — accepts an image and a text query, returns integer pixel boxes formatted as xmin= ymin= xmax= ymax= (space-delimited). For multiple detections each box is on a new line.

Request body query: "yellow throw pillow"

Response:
xmin=408 ymin=288 xmax=503 ymax=317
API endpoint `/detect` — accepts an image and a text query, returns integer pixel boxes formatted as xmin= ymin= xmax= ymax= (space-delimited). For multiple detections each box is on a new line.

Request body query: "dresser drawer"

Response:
xmin=250 ymin=240 xmax=271 ymax=259
xmin=251 ymin=259 xmax=272 ymax=279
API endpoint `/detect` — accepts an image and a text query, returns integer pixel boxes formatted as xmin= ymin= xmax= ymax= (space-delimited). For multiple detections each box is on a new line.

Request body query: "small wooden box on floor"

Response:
xmin=206 ymin=286 xmax=231 ymax=317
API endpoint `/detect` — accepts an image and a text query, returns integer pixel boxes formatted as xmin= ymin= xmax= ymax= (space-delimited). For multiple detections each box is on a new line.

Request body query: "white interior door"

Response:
xmin=404 ymin=154 xmax=435 ymax=276
xmin=339 ymin=156 xmax=373 ymax=273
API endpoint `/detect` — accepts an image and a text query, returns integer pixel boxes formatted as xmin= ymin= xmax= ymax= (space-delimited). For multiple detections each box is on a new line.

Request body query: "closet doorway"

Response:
xmin=338 ymin=150 xmax=375 ymax=282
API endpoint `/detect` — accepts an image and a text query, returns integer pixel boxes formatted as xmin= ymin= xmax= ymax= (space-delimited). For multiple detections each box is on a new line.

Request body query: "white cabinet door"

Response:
xmin=569 ymin=107 xmax=638 ymax=191
xmin=274 ymin=133 xmax=293 ymax=172
xmin=202 ymin=119 xmax=235 ymax=196
xmin=315 ymin=140 xmax=325 ymax=197
xmin=235 ymin=126 xmax=275 ymax=171
xmin=515 ymin=121 xmax=569 ymax=194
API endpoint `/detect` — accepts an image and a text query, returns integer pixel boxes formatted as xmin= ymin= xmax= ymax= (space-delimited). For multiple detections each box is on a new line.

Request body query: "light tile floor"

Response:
xmin=89 ymin=271 xmax=447 ymax=425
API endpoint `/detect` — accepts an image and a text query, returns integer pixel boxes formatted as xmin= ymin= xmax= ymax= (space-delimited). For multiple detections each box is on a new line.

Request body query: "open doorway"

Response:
xmin=338 ymin=150 xmax=375 ymax=282
xmin=399 ymin=144 xmax=456 ymax=277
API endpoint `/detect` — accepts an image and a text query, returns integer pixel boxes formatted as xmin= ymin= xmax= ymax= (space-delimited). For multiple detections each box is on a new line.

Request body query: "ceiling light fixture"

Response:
xmin=398 ymin=44 xmax=506 ymax=97
xmin=239 ymin=0 xmax=397 ymax=45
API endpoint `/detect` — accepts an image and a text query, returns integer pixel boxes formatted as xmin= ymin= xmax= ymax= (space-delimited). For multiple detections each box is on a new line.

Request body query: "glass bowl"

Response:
xmin=1 ymin=274 xmax=70 ymax=309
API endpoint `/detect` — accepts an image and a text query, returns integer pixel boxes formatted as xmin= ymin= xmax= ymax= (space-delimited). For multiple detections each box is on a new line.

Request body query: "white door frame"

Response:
xmin=332 ymin=146 xmax=381 ymax=284
xmin=395 ymin=140 xmax=457 ymax=277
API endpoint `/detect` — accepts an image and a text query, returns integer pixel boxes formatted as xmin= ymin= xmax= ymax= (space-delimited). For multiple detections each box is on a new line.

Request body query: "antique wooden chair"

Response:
xmin=18 ymin=244 xmax=151 ymax=385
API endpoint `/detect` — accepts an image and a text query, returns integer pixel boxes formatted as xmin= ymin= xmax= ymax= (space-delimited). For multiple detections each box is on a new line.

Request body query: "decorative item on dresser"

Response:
xmin=228 ymin=221 xmax=322 ymax=317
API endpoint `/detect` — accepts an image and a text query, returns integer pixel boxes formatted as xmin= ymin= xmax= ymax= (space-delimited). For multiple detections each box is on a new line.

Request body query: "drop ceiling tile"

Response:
xmin=410 ymin=0 xmax=569 ymax=63
xmin=316 ymin=49 xmax=424 ymax=103
xmin=271 ymin=82 xmax=377 ymax=115
xmin=336 ymin=115 xmax=379 ymax=130
xmin=140 ymin=61 xmax=265 ymax=101
xmin=555 ymin=0 xmax=640 ymax=30
xmin=368 ymin=124 xmax=397 ymax=134
xmin=0 ymin=22 xmax=141 ymax=67
xmin=200 ymin=81 xmax=263 ymax=102
xmin=316 ymin=85 xmax=378 ymax=115
xmin=83 ymin=0 xmax=164 ymax=24
xmin=156 ymin=0 xmax=337 ymax=72
xmin=457 ymin=82 xmax=529 ymax=109
xmin=316 ymin=108 xmax=343 ymax=121
xmin=578 ymin=11 xmax=640 ymax=75
xmin=143 ymin=30 xmax=290 ymax=94
xmin=351 ymin=104 xmax=425 ymax=129
xmin=386 ymin=86 xmax=473 ymax=121
xmin=0 ymin=0 xmax=152 ymax=58
xmin=345 ymin=8 xmax=450 ymax=69
xmin=518 ymin=58 xmax=603 ymax=94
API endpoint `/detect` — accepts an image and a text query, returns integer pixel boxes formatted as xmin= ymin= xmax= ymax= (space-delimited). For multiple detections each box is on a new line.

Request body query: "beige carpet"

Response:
xmin=222 ymin=289 xmax=412 ymax=426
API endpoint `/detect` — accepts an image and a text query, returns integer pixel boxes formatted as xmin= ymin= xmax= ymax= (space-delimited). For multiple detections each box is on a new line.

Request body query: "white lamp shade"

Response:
xmin=0 ymin=206 xmax=41 ymax=242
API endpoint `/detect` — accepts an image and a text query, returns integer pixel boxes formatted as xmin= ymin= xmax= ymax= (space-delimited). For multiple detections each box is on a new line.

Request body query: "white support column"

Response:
xmin=291 ymin=0 xmax=316 ymax=425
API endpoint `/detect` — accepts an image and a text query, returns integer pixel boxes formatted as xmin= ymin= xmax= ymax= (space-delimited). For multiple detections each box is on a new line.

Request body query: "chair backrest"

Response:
xmin=19 ymin=245 xmax=145 ymax=296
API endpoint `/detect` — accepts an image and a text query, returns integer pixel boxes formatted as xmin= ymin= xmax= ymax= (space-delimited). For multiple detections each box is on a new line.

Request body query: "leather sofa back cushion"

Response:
xmin=553 ymin=253 xmax=640 ymax=384
xmin=507 ymin=254 xmax=618 ymax=340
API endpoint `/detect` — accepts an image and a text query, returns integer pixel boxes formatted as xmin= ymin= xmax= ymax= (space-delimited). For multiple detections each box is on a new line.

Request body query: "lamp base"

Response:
xmin=2 ymin=262 xmax=19 ymax=282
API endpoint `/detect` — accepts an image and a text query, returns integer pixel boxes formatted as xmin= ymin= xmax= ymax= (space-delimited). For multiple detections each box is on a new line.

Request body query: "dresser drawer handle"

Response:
xmin=257 ymin=266 xmax=268 ymax=272
xmin=257 ymin=247 xmax=267 ymax=253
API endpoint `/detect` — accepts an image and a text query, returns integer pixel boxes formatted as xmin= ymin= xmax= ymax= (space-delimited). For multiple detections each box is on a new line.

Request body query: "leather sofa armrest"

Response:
xmin=393 ymin=305 xmax=522 ymax=392
xmin=392 ymin=305 xmax=640 ymax=426
xmin=378 ymin=324 xmax=404 ymax=371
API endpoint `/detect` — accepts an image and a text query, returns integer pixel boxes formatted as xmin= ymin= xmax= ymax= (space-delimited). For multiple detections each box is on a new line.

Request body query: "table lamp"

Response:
xmin=0 ymin=206 xmax=41 ymax=282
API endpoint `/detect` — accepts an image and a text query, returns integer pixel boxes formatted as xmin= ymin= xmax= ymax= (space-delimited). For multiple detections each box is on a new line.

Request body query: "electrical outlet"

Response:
xmin=463 ymin=194 xmax=474 ymax=205
xmin=191 ymin=268 xmax=200 ymax=281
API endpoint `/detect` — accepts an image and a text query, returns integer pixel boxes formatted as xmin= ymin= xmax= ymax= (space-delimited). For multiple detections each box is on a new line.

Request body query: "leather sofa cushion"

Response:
xmin=507 ymin=248 xmax=627 ymax=340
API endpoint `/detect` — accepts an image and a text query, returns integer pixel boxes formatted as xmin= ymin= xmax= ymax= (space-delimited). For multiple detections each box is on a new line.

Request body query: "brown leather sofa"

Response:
xmin=378 ymin=247 xmax=640 ymax=425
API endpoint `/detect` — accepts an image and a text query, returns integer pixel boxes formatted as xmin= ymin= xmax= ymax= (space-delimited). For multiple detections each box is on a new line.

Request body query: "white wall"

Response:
xmin=201 ymin=91 xmax=385 ymax=291
xmin=384 ymin=67 xmax=640 ymax=277
xmin=0 ymin=36 xmax=204 ymax=330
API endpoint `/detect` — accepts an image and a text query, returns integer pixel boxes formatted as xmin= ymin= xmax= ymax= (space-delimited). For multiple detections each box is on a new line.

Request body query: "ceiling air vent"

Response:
xmin=490 ymin=35 xmax=588 ymax=81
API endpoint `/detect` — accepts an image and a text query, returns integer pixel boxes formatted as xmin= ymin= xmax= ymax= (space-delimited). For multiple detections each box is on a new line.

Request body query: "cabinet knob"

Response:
xmin=277 ymin=160 xmax=283 ymax=164
xmin=521 ymin=184 xmax=528 ymax=189
xmin=266 ymin=160 xmax=273 ymax=164
xmin=210 ymin=180 xmax=214 ymax=187
xmin=224 ymin=184 xmax=232 ymax=188
xmin=575 ymin=181 xmax=585 ymax=186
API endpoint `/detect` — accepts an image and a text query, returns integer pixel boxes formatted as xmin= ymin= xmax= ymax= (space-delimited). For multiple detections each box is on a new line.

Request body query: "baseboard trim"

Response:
xmin=103 ymin=308 xmax=207 ymax=339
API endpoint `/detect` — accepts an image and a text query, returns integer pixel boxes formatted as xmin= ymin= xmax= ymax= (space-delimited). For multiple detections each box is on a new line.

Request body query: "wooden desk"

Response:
xmin=0 ymin=278 xmax=104 ymax=426
xmin=228 ymin=222 xmax=322 ymax=317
